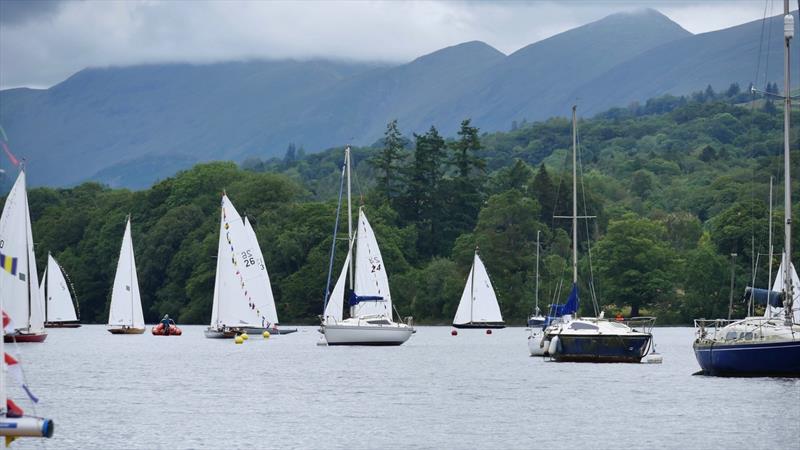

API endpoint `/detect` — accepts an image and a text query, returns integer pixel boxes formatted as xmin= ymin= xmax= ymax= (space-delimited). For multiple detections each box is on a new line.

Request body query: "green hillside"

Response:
xmin=10 ymin=89 xmax=799 ymax=326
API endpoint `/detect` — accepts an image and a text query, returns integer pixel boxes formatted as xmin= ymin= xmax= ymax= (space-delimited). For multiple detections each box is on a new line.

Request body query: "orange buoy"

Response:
xmin=486 ymin=329 xmax=492 ymax=335
xmin=451 ymin=329 xmax=458 ymax=336
xmin=615 ymin=313 xmax=624 ymax=322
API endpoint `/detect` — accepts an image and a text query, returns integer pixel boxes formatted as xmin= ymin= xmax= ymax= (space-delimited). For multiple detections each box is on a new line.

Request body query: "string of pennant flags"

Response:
xmin=222 ymin=204 xmax=268 ymax=328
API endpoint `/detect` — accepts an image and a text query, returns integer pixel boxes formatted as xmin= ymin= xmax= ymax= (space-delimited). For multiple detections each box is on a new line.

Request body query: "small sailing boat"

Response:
xmin=205 ymin=194 xmax=294 ymax=338
xmin=529 ymin=106 xmax=655 ymax=362
xmin=452 ymin=249 xmax=505 ymax=329
xmin=692 ymin=7 xmax=800 ymax=377
xmin=107 ymin=216 xmax=146 ymax=334
xmin=41 ymin=253 xmax=81 ymax=328
xmin=319 ymin=146 xmax=414 ymax=346
xmin=0 ymin=169 xmax=47 ymax=343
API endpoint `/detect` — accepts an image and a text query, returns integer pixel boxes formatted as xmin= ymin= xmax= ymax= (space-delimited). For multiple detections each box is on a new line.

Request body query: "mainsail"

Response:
xmin=352 ymin=209 xmax=392 ymax=318
xmin=453 ymin=253 xmax=503 ymax=325
xmin=0 ymin=170 xmax=44 ymax=333
xmin=210 ymin=195 xmax=267 ymax=329
xmin=243 ymin=217 xmax=279 ymax=325
xmin=107 ymin=218 xmax=145 ymax=328
xmin=43 ymin=254 xmax=78 ymax=323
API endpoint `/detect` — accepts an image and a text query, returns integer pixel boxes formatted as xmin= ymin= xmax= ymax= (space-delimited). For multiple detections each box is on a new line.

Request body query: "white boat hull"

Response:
xmin=321 ymin=323 xmax=413 ymax=346
xmin=528 ymin=331 xmax=546 ymax=356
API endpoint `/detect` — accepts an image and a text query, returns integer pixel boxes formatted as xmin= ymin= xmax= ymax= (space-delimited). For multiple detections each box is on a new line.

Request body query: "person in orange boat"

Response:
xmin=161 ymin=314 xmax=171 ymax=336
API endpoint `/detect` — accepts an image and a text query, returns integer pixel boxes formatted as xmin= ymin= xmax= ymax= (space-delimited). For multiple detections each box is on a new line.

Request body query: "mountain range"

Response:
xmin=0 ymin=8 xmax=796 ymax=189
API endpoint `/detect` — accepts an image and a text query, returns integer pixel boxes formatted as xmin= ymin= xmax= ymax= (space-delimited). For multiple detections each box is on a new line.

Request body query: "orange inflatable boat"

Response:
xmin=151 ymin=322 xmax=182 ymax=336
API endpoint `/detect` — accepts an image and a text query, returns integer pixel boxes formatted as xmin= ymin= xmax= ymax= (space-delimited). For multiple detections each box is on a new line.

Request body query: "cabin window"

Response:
xmin=367 ymin=319 xmax=391 ymax=325
xmin=744 ymin=332 xmax=753 ymax=340
xmin=725 ymin=331 xmax=738 ymax=340
xmin=568 ymin=322 xmax=599 ymax=331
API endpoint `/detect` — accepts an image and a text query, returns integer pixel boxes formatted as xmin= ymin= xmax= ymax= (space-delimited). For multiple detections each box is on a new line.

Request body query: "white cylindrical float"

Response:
xmin=0 ymin=417 xmax=54 ymax=438
xmin=547 ymin=336 xmax=560 ymax=355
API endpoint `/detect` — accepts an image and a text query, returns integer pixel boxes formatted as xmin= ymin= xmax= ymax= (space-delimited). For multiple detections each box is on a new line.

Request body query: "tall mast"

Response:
xmin=346 ymin=146 xmax=354 ymax=289
xmin=768 ymin=177 xmax=774 ymax=294
xmin=571 ymin=105 xmax=578 ymax=285
xmin=535 ymin=230 xmax=540 ymax=314
xmin=783 ymin=1 xmax=794 ymax=321
xmin=470 ymin=249 xmax=477 ymax=323
xmin=128 ymin=216 xmax=134 ymax=327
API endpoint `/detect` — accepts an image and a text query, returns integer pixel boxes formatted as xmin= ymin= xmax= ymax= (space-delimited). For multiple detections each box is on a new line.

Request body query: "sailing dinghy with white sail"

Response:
xmin=319 ymin=147 xmax=414 ymax=346
xmin=0 ymin=169 xmax=47 ymax=343
xmin=41 ymin=253 xmax=80 ymax=328
xmin=107 ymin=216 xmax=145 ymax=334
xmin=205 ymin=194 xmax=294 ymax=338
xmin=453 ymin=250 xmax=505 ymax=328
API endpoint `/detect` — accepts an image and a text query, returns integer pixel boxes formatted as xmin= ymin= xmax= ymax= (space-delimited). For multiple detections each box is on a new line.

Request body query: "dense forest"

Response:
xmin=7 ymin=84 xmax=799 ymax=325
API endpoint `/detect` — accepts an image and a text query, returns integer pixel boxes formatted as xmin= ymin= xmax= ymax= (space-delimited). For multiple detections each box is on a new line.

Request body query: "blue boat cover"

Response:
xmin=348 ymin=293 xmax=385 ymax=306
xmin=543 ymin=283 xmax=579 ymax=326
xmin=744 ymin=287 xmax=784 ymax=307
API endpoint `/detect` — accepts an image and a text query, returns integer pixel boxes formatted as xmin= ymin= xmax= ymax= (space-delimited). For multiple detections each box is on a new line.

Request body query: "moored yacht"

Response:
xmin=528 ymin=106 xmax=655 ymax=362
xmin=318 ymin=147 xmax=413 ymax=346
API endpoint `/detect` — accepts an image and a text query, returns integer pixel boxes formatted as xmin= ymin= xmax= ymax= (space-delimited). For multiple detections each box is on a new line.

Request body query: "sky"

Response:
xmin=0 ymin=0 xmax=781 ymax=90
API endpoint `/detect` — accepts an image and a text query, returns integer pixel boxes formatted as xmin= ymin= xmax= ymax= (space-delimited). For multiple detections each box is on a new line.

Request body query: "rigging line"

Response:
xmin=754 ymin=0 xmax=771 ymax=95
xmin=575 ymin=115 xmax=600 ymax=317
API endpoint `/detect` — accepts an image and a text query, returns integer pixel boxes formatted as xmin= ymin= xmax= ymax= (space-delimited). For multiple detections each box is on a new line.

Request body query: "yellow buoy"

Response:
xmin=263 ymin=331 xmax=271 ymax=339
xmin=234 ymin=335 xmax=244 ymax=344
xmin=241 ymin=332 xmax=249 ymax=341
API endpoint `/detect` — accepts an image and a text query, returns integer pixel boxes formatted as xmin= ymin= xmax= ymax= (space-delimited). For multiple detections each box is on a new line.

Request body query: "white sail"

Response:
xmin=352 ymin=209 xmax=392 ymax=318
xmin=45 ymin=254 xmax=78 ymax=322
xmin=243 ymin=217 xmax=279 ymax=325
xmin=453 ymin=253 xmax=503 ymax=325
xmin=766 ymin=254 xmax=800 ymax=322
xmin=108 ymin=218 xmax=145 ymax=328
xmin=0 ymin=170 xmax=43 ymax=333
xmin=211 ymin=195 xmax=265 ymax=329
xmin=324 ymin=246 xmax=352 ymax=324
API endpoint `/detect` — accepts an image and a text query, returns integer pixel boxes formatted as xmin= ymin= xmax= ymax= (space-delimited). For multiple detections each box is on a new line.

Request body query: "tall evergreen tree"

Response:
xmin=372 ymin=119 xmax=405 ymax=205
xmin=531 ymin=163 xmax=557 ymax=224
xmin=443 ymin=119 xmax=486 ymax=248
xmin=404 ymin=126 xmax=447 ymax=257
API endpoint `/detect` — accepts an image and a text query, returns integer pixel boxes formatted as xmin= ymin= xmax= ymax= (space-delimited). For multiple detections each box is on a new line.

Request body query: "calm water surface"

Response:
xmin=7 ymin=326 xmax=799 ymax=449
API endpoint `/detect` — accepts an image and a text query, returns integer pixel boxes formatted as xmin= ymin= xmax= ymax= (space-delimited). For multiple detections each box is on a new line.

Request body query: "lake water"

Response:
xmin=6 ymin=326 xmax=799 ymax=449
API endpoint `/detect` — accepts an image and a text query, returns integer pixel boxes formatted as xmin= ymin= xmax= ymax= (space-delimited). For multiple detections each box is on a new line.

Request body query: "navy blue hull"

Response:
xmin=693 ymin=340 xmax=800 ymax=377
xmin=552 ymin=334 xmax=651 ymax=363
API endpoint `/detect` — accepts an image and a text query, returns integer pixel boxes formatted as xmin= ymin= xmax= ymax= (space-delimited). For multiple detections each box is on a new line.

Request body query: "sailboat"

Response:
xmin=205 ymin=194 xmax=294 ymax=338
xmin=527 ymin=230 xmax=546 ymax=327
xmin=452 ymin=249 xmax=505 ymax=328
xmin=107 ymin=216 xmax=146 ymax=334
xmin=692 ymin=6 xmax=800 ymax=376
xmin=41 ymin=253 xmax=81 ymax=328
xmin=528 ymin=106 xmax=655 ymax=362
xmin=319 ymin=146 xmax=414 ymax=346
xmin=0 ymin=169 xmax=47 ymax=343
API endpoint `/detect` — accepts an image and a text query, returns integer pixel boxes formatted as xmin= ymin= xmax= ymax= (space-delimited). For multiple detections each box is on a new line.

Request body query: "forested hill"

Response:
xmin=10 ymin=89 xmax=799 ymax=326
xmin=1 ymin=9 xmax=798 ymax=189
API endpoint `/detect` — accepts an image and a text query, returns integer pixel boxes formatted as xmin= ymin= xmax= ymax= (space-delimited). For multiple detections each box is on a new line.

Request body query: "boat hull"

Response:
xmin=151 ymin=324 xmax=182 ymax=336
xmin=550 ymin=334 xmax=651 ymax=363
xmin=107 ymin=327 xmax=145 ymax=335
xmin=3 ymin=332 xmax=47 ymax=343
xmin=453 ymin=321 xmax=505 ymax=329
xmin=527 ymin=317 xmax=546 ymax=327
xmin=693 ymin=339 xmax=800 ymax=377
xmin=44 ymin=321 xmax=81 ymax=328
xmin=321 ymin=324 xmax=413 ymax=346
xmin=204 ymin=326 xmax=297 ymax=339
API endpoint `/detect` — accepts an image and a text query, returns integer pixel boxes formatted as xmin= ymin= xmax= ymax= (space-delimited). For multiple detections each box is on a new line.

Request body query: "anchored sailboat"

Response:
xmin=692 ymin=3 xmax=800 ymax=378
xmin=528 ymin=106 xmax=655 ymax=362
xmin=107 ymin=216 xmax=145 ymax=334
xmin=452 ymin=249 xmax=505 ymax=329
xmin=319 ymin=146 xmax=414 ymax=346
xmin=0 ymin=169 xmax=46 ymax=343
xmin=41 ymin=254 xmax=81 ymax=328
xmin=205 ymin=194 xmax=294 ymax=338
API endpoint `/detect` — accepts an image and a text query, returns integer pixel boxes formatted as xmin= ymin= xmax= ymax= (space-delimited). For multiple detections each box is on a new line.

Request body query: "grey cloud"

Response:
xmin=0 ymin=1 xmax=772 ymax=89
xmin=0 ymin=0 xmax=65 ymax=25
